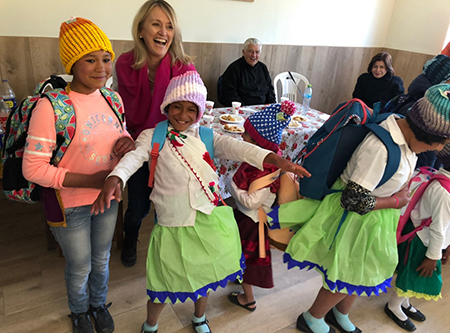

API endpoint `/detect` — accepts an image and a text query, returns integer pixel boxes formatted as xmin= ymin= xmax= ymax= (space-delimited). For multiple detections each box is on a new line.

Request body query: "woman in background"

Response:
xmin=113 ymin=0 xmax=196 ymax=267
xmin=353 ymin=52 xmax=404 ymax=109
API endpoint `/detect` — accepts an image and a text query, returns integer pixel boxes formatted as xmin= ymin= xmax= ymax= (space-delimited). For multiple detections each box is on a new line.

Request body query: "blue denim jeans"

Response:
xmin=51 ymin=201 xmax=118 ymax=314
xmin=123 ymin=164 xmax=152 ymax=240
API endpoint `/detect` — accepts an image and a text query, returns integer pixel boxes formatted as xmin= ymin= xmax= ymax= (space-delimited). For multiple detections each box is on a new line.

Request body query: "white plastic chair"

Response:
xmin=273 ymin=72 xmax=310 ymax=103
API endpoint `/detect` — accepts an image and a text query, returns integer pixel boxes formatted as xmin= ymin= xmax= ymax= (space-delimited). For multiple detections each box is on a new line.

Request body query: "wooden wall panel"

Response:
xmin=0 ymin=37 xmax=35 ymax=99
xmin=198 ymin=43 xmax=222 ymax=102
xmin=110 ymin=40 xmax=133 ymax=61
xmin=383 ymin=47 xmax=433 ymax=91
xmin=28 ymin=37 xmax=64 ymax=86
xmin=218 ymin=43 xmax=241 ymax=76
xmin=0 ymin=36 xmax=434 ymax=115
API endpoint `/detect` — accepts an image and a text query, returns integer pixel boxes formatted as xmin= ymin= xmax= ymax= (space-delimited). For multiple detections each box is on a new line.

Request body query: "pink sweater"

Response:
xmin=115 ymin=51 xmax=196 ymax=139
xmin=23 ymin=89 xmax=130 ymax=209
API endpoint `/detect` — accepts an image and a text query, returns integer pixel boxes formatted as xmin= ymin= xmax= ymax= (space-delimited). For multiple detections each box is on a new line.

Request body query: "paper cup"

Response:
xmin=205 ymin=101 xmax=214 ymax=115
xmin=203 ymin=114 xmax=214 ymax=128
xmin=232 ymin=101 xmax=241 ymax=115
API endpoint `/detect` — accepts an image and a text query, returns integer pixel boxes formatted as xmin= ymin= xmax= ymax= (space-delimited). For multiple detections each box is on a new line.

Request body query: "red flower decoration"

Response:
xmin=293 ymin=143 xmax=298 ymax=150
xmin=203 ymin=152 xmax=216 ymax=171
xmin=304 ymin=134 xmax=309 ymax=140
xmin=220 ymin=165 xmax=227 ymax=175
xmin=279 ymin=141 xmax=287 ymax=150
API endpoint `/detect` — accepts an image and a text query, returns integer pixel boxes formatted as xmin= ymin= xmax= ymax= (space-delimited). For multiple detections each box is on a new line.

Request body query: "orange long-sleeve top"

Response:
xmin=23 ymin=89 xmax=131 ymax=209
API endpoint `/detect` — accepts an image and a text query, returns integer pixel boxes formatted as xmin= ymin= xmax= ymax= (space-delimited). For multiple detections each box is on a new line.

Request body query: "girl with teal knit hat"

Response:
xmin=268 ymin=83 xmax=450 ymax=333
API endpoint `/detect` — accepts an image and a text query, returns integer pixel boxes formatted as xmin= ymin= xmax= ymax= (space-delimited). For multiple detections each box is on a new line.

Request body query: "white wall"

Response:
xmin=0 ymin=0 xmax=393 ymax=46
xmin=385 ymin=0 xmax=450 ymax=54
xmin=0 ymin=0 xmax=448 ymax=54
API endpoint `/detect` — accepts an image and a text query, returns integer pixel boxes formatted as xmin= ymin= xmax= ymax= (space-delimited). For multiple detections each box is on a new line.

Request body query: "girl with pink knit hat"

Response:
xmin=92 ymin=71 xmax=310 ymax=333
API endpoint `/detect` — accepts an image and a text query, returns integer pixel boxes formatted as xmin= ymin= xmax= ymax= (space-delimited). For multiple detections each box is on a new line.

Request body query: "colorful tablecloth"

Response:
xmin=199 ymin=103 xmax=329 ymax=199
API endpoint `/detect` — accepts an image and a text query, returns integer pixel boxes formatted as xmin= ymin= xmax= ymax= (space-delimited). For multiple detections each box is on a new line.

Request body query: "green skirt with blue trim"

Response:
xmin=395 ymin=220 xmax=442 ymax=301
xmin=268 ymin=178 xmax=399 ymax=296
xmin=146 ymin=206 xmax=245 ymax=304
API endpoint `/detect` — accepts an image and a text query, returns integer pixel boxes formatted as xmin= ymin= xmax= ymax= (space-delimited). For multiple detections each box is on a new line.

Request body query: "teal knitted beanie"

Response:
xmin=422 ymin=54 xmax=450 ymax=85
xmin=409 ymin=83 xmax=450 ymax=138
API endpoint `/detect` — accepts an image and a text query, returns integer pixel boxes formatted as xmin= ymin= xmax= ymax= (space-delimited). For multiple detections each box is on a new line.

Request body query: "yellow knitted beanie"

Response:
xmin=59 ymin=17 xmax=115 ymax=74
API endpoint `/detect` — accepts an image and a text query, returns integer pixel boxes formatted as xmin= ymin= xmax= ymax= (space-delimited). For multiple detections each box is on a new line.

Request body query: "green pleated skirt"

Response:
xmin=395 ymin=220 xmax=442 ymax=301
xmin=268 ymin=178 xmax=400 ymax=296
xmin=146 ymin=206 xmax=245 ymax=304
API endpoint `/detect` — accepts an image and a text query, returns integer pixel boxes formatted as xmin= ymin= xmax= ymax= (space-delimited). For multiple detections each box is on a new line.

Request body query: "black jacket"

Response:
xmin=353 ymin=72 xmax=404 ymax=108
xmin=219 ymin=57 xmax=276 ymax=107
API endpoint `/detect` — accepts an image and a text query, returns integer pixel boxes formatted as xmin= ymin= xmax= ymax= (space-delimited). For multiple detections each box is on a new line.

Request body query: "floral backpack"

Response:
xmin=1 ymin=77 xmax=123 ymax=203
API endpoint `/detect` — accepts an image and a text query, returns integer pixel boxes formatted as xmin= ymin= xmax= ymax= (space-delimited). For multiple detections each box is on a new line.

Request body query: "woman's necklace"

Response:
xmin=147 ymin=68 xmax=155 ymax=83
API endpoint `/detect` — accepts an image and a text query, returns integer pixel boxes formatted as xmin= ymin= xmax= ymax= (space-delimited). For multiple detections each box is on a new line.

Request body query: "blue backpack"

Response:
xmin=298 ymin=98 xmax=401 ymax=201
xmin=148 ymin=119 xmax=214 ymax=188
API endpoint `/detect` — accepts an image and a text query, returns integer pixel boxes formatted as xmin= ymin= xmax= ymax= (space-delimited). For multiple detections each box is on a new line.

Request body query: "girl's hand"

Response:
xmin=91 ymin=176 xmax=122 ymax=215
xmin=416 ymin=257 xmax=437 ymax=277
xmin=442 ymin=246 xmax=450 ymax=265
xmin=392 ymin=186 xmax=411 ymax=208
xmin=264 ymin=153 xmax=311 ymax=178
xmin=114 ymin=137 xmax=135 ymax=156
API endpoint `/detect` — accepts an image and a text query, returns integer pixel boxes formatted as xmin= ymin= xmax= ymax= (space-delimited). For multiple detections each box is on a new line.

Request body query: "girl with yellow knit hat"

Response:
xmin=22 ymin=17 xmax=134 ymax=333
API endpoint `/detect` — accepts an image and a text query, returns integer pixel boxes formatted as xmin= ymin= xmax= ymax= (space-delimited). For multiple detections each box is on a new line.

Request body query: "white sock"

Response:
xmin=401 ymin=297 xmax=417 ymax=313
xmin=142 ymin=322 xmax=158 ymax=332
xmin=192 ymin=314 xmax=210 ymax=333
xmin=388 ymin=295 xmax=408 ymax=321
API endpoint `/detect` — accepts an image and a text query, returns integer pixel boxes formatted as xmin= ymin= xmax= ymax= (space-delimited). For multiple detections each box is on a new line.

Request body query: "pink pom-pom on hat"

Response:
xmin=244 ymin=100 xmax=296 ymax=152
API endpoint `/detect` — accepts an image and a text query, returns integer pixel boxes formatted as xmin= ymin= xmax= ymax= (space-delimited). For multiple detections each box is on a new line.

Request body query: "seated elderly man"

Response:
xmin=218 ymin=38 xmax=276 ymax=107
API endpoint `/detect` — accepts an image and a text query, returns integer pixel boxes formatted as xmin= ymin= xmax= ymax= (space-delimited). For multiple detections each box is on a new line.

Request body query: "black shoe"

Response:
xmin=192 ymin=318 xmax=212 ymax=333
xmin=384 ymin=303 xmax=416 ymax=331
xmin=402 ymin=305 xmax=426 ymax=322
xmin=70 ymin=312 xmax=94 ymax=333
xmin=121 ymin=235 xmax=137 ymax=267
xmin=325 ymin=309 xmax=362 ymax=333
xmin=296 ymin=313 xmax=336 ymax=333
xmin=89 ymin=303 xmax=114 ymax=333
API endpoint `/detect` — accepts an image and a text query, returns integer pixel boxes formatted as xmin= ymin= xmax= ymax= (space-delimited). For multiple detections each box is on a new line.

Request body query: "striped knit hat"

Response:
xmin=160 ymin=71 xmax=207 ymax=122
xmin=422 ymin=54 xmax=450 ymax=85
xmin=409 ymin=83 xmax=450 ymax=138
xmin=244 ymin=100 xmax=296 ymax=152
xmin=437 ymin=143 xmax=450 ymax=169
xmin=59 ymin=17 xmax=115 ymax=74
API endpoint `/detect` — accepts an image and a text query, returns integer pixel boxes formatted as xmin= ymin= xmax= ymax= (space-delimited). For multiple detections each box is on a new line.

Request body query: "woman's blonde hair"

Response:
xmin=131 ymin=0 xmax=193 ymax=69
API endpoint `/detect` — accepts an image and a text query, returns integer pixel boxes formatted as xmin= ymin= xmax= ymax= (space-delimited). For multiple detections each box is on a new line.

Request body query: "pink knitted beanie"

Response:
xmin=160 ymin=71 xmax=207 ymax=122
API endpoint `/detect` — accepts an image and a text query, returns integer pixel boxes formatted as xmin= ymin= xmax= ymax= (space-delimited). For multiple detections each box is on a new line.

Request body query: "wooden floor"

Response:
xmin=1 ymin=189 xmax=450 ymax=333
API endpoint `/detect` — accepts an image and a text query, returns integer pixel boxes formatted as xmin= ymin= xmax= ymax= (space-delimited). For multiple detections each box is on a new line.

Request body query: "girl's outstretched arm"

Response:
xmin=263 ymin=152 xmax=311 ymax=178
xmin=91 ymin=176 xmax=122 ymax=215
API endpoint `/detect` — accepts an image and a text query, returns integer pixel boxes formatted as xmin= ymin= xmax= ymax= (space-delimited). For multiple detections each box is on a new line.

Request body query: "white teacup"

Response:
xmin=232 ymin=101 xmax=241 ymax=115
xmin=205 ymin=101 xmax=214 ymax=115
xmin=202 ymin=115 xmax=214 ymax=128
